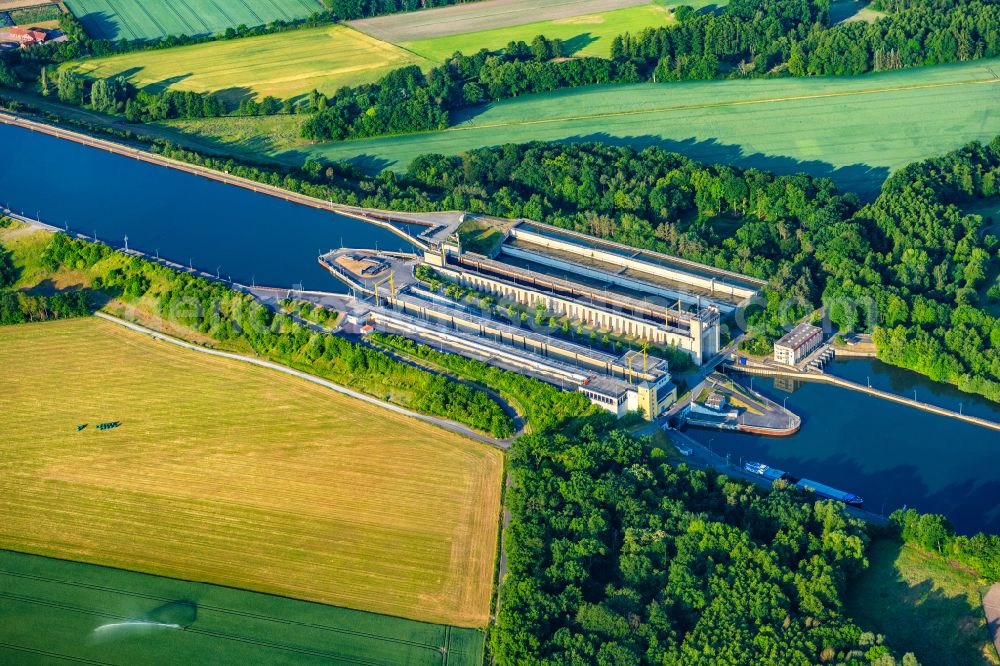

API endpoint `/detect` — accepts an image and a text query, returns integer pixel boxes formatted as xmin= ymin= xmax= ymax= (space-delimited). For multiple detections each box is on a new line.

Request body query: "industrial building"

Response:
xmin=773 ymin=323 xmax=824 ymax=365
xmin=423 ymin=220 xmax=762 ymax=365
xmin=320 ymin=214 xmax=764 ymax=420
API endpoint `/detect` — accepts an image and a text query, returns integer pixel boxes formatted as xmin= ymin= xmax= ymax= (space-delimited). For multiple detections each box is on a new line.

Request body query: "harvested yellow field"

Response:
xmin=66 ymin=24 xmax=432 ymax=100
xmin=0 ymin=317 xmax=503 ymax=627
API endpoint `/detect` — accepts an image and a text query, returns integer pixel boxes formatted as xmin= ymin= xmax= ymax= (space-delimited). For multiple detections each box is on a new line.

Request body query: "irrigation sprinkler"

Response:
xmin=216 ymin=266 xmax=221 ymax=279
xmin=123 ymin=235 xmax=128 ymax=252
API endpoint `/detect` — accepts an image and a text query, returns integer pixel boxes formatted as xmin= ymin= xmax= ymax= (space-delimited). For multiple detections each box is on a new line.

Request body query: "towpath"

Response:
xmin=984 ymin=583 xmax=1000 ymax=659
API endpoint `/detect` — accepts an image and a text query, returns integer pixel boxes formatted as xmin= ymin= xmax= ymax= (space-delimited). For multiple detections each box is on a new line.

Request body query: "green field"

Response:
xmin=401 ymin=3 xmax=675 ymax=61
xmin=0 ymin=549 xmax=485 ymax=665
xmin=65 ymin=0 xmax=325 ymax=41
xmin=846 ymin=539 xmax=999 ymax=665
xmin=66 ymin=24 xmax=431 ymax=101
xmin=0 ymin=316 xmax=503 ymax=627
xmin=287 ymin=58 xmax=1000 ymax=198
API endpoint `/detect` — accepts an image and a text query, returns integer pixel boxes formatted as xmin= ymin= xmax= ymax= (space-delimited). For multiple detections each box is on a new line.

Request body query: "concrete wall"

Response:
xmin=502 ymin=245 xmax=738 ymax=314
xmin=511 ymin=227 xmax=759 ymax=300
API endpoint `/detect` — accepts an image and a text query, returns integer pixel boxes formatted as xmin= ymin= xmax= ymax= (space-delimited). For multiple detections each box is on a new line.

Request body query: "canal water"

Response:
xmin=4 ymin=121 xmax=998 ymax=533
xmin=685 ymin=359 xmax=1000 ymax=535
xmin=0 ymin=123 xmax=412 ymax=292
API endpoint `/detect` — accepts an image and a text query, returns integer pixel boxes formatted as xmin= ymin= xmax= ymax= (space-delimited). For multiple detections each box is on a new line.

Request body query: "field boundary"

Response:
xmin=348 ymin=0 xmax=652 ymax=43
xmin=89 ymin=311 xmax=509 ymax=447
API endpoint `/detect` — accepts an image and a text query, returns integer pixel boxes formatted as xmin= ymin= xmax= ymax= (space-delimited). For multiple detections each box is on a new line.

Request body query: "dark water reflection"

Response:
xmin=686 ymin=360 xmax=1000 ymax=534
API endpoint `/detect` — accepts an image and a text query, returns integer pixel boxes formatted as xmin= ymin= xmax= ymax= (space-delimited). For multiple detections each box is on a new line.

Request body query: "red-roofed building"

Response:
xmin=8 ymin=27 xmax=49 ymax=47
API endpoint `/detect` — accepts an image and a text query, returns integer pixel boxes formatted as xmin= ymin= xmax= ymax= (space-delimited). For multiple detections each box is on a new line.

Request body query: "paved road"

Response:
xmin=94 ymin=312 xmax=510 ymax=449
xmin=985 ymin=584 xmax=1000 ymax=660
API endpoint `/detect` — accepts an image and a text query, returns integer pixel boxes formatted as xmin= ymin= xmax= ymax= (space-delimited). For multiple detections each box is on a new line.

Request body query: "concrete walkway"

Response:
xmin=94 ymin=312 xmax=510 ymax=449
xmin=984 ymin=583 xmax=1000 ymax=659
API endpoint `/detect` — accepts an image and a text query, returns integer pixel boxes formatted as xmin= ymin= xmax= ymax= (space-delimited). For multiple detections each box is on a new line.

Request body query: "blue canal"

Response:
xmin=2 ymin=122 xmax=998 ymax=533
xmin=685 ymin=359 xmax=1000 ymax=535
xmin=0 ymin=123 xmax=412 ymax=292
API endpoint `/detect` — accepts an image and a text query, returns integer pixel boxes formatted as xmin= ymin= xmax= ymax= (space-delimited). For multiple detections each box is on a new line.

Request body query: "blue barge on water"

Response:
xmin=743 ymin=461 xmax=864 ymax=507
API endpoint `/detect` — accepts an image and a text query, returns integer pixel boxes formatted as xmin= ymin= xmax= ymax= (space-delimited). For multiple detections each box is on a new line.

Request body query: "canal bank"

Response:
xmin=684 ymin=360 xmax=1000 ymax=535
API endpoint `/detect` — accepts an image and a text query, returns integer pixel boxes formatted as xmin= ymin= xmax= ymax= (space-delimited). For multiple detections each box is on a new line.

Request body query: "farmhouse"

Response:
xmin=8 ymin=27 xmax=49 ymax=47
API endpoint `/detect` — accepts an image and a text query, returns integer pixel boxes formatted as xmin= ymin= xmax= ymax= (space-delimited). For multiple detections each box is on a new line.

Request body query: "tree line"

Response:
xmin=370 ymin=331 xmax=593 ymax=433
xmin=324 ymin=0 xmax=480 ymax=20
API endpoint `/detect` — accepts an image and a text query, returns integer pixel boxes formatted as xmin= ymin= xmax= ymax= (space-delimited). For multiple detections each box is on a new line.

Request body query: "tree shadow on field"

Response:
xmin=696 ymin=3 xmax=728 ymax=16
xmin=213 ymin=86 xmax=256 ymax=106
xmin=561 ymin=33 xmax=599 ymax=57
xmin=145 ymin=73 xmax=194 ymax=95
xmin=846 ymin=539 xmax=994 ymax=666
xmin=280 ymin=149 xmax=394 ymax=175
xmin=107 ymin=66 xmax=145 ymax=83
xmin=74 ymin=11 xmax=123 ymax=41
xmin=557 ymin=133 xmax=891 ymax=200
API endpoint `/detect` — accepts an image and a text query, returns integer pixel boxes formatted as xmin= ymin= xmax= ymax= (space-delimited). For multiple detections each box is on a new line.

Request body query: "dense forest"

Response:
xmin=494 ymin=416 xmax=917 ymax=664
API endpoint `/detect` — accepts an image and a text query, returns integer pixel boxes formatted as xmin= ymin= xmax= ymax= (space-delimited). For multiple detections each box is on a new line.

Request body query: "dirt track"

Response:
xmin=985 ymin=584 xmax=1000 ymax=660
xmin=348 ymin=0 xmax=649 ymax=43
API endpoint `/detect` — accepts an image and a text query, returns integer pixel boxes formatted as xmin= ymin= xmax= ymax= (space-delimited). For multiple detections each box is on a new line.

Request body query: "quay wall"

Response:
xmin=511 ymin=226 xmax=760 ymax=300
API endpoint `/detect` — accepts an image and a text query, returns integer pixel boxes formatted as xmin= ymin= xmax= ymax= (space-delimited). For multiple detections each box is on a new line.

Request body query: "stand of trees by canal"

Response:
xmin=891 ymin=508 xmax=1000 ymax=580
xmin=0 ymin=218 xmax=91 ymax=325
xmin=370 ymin=331 xmax=593 ymax=432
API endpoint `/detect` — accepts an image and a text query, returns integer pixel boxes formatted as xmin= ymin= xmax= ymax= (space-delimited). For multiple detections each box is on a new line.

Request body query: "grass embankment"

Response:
xmin=0 ymin=316 xmax=503 ymax=627
xmin=0 ymin=549 xmax=486 ymax=665
xmin=65 ymin=24 xmax=431 ymax=101
xmin=65 ymin=0 xmax=324 ymax=41
xmin=289 ymin=58 xmax=1000 ymax=198
xmin=847 ymin=538 xmax=1000 ymax=665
